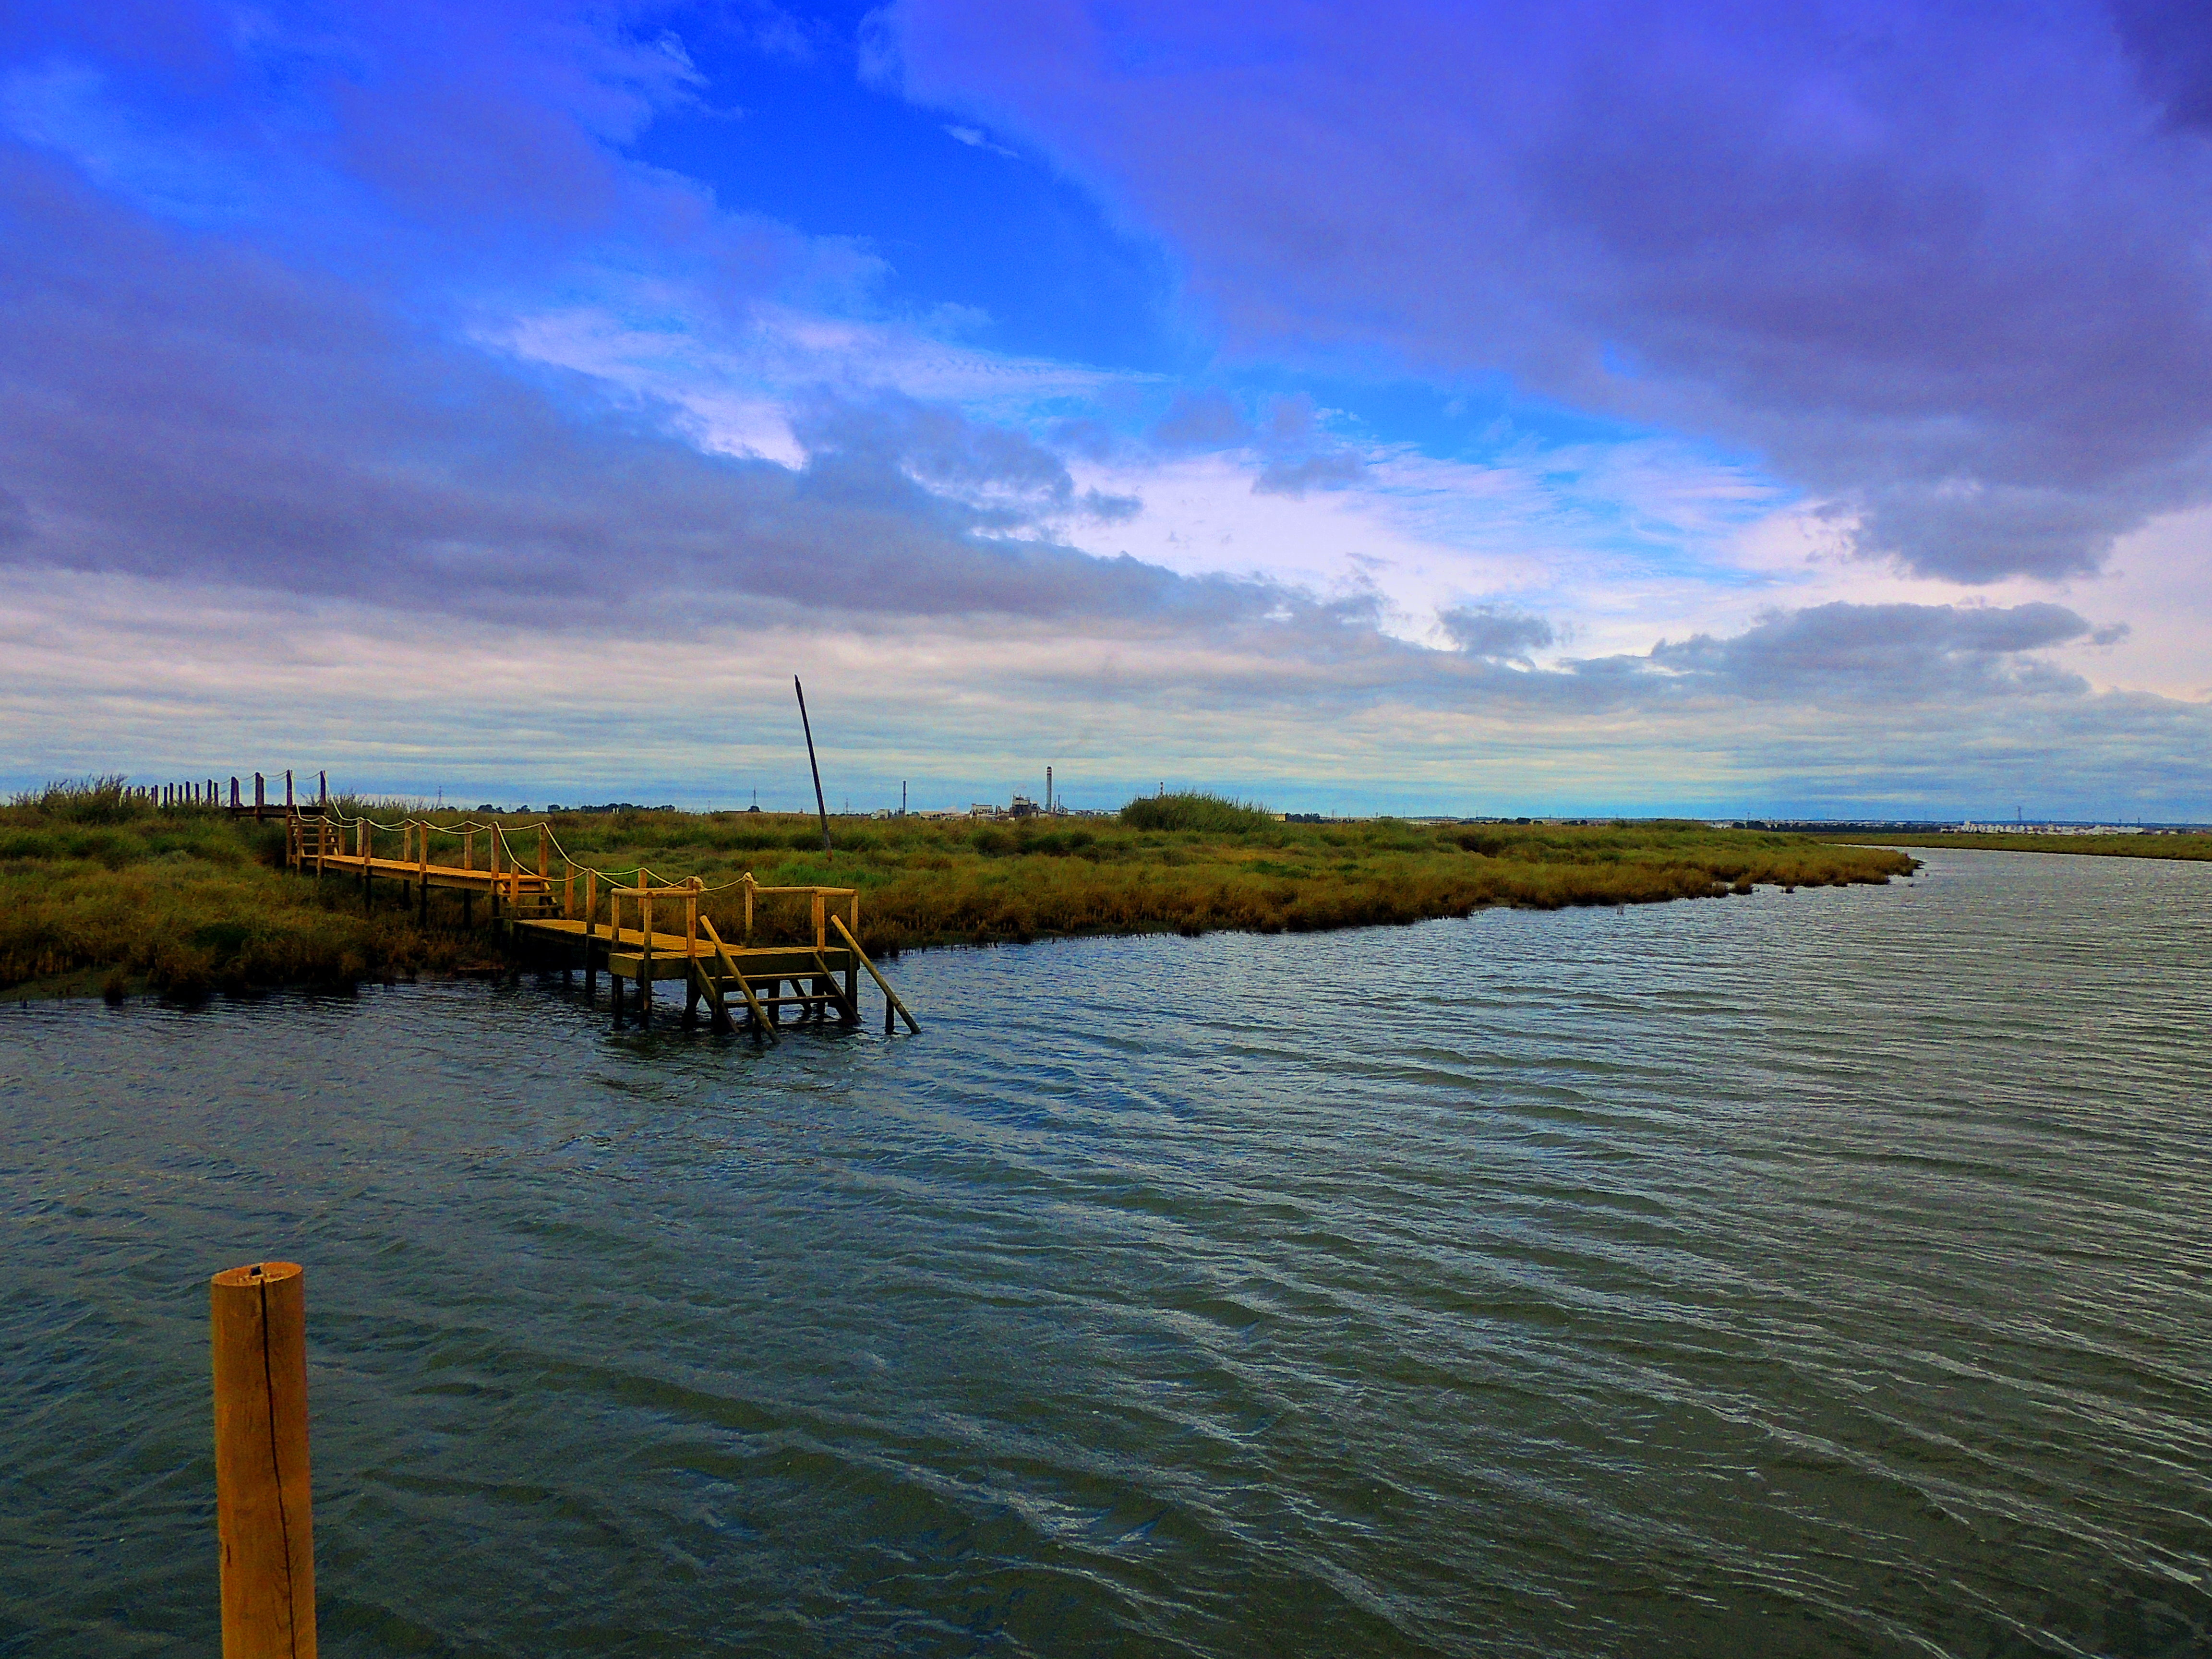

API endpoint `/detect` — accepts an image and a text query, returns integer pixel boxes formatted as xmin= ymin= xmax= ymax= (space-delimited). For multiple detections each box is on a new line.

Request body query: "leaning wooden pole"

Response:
xmin=210 ymin=1261 xmax=316 ymax=1659
xmin=831 ymin=914 xmax=920 ymax=1034
xmin=794 ymin=675 xmax=832 ymax=853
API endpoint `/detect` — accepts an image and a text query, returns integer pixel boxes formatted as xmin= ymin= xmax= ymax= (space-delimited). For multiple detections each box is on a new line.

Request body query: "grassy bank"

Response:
xmin=1 ymin=785 xmax=1912 ymax=1001
xmin=1803 ymin=830 xmax=2212 ymax=860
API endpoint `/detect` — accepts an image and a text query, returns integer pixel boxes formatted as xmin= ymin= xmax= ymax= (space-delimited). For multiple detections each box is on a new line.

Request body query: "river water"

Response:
xmin=2 ymin=849 xmax=2207 ymax=1657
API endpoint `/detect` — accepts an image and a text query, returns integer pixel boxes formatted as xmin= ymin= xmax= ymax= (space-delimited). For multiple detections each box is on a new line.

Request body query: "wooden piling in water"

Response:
xmin=637 ymin=874 xmax=652 ymax=1025
xmin=210 ymin=1261 xmax=316 ymax=1659
xmin=583 ymin=868 xmax=598 ymax=998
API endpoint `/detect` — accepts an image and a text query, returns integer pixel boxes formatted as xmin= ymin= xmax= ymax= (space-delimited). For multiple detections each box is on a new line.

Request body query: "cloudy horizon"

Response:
xmin=5 ymin=0 xmax=2210 ymax=820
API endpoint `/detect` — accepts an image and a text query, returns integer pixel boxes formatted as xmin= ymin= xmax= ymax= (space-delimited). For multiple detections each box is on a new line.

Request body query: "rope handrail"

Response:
xmin=284 ymin=801 xmax=901 ymax=1035
xmin=296 ymin=810 xmax=855 ymax=900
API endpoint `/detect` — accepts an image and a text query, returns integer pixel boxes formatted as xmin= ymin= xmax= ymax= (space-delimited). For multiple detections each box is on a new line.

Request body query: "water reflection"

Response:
xmin=2 ymin=851 xmax=2208 ymax=1656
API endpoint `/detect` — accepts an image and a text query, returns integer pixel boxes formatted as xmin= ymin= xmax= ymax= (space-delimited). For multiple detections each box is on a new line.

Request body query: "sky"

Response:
xmin=3 ymin=0 xmax=2211 ymax=819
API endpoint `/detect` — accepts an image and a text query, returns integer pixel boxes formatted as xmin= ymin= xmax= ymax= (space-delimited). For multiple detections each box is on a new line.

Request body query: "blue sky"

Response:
xmin=2 ymin=0 xmax=2210 ymax=818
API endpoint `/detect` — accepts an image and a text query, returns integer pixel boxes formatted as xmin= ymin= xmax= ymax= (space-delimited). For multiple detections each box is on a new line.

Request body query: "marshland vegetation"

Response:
xmin=1802 ymin=829 xmax=2212 ymax=860
xmin=2 ymin=782 xmax=1913 ymax=1001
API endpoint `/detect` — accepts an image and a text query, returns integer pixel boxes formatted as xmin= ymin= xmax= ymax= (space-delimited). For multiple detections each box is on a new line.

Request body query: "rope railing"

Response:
xmin=303 ymin=807 xmax=791 ymax=893
xmin=287 ymin=809 xmax=861 ymax=942
xmin=280 ymin=800 xmax=908 ymax=1034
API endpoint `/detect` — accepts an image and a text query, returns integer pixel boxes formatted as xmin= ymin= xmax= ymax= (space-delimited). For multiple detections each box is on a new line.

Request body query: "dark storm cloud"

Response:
xmin=1437 ymin=604 xmax=1554 ymax=663
xmin=0 ymin=150 xmax=1229 ymax=628
xmin=1150 ymin=388 xmax=1250 ymax=449
xmin=791 ymin=391 xmax=1142 ymax=527
xmin=0 ymin=485 xmax=29 ymax=547
xmin=2110 ymin=0 xmax=2212 ymax=130
xmin=1638 ymin=601 xmax=2125 ymax=701
xmin=890 ymin=0 xmax=2212 ymax=581
xmin=1251 ymin=453 xmax=1363 ymax=498
xmin=1094 ymin=598 xmax=2138 ymax=728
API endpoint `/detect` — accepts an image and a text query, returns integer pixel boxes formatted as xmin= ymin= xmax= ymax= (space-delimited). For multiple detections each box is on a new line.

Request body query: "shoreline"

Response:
xmin=2 ymin=875 xmax=1887 ymax=1008
xmin=1809 ymin=830 xmax=2212 ymax=861
xmin=3 ymin=796 xmax=1916 ymax=1005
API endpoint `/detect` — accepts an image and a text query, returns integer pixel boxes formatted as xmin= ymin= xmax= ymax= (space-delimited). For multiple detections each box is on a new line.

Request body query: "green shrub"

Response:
xmin=1119 ymin=791 xmax=1274 ymax=833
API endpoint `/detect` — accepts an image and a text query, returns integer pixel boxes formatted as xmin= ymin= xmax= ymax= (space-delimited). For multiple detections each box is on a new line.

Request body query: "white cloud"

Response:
xmin=9 ymin=570 xmax=2203 ymax=819
xmin=484 ymin=271 xmax=2208 ymax=724
xmin=494 ymin=294 xmax=1133 ymax=462
xmin=943 ymin=123 xmax=1017 ymax=156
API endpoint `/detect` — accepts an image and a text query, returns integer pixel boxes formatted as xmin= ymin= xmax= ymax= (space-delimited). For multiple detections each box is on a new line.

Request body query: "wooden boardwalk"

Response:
xmin=284 ymin=812 xmax=918 ymax=1041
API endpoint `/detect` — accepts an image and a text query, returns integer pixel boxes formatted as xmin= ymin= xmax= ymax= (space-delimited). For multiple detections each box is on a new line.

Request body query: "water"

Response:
xmin=2 ymin=849 xmax=2207 ymax=1657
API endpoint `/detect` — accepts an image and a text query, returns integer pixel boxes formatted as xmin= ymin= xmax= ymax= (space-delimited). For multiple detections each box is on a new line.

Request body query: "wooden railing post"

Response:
xmin=583 ymin=868 xmax=598 ymax=997
xmin=639 ymin=874 xmax=653 ymax=1023
xmin=210 ymin=1261 xmax=316 ymax=1659
xmin=811 ymin=892 xmax=826 ymax=949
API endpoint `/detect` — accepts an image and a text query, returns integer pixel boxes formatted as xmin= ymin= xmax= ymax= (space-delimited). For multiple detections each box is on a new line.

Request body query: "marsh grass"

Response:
xmin=0 ymin=786 xmax=1917 ymax=1000
xmin=1803 ymin=830 xmax=2212 ymax=861
xmin=1119 ymin=791 xmax=1275 ymax=833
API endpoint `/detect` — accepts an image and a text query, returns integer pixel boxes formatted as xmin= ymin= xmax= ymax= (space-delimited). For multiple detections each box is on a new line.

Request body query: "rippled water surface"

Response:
xmin=3 ymin=849 xmax=2209 ymax=1657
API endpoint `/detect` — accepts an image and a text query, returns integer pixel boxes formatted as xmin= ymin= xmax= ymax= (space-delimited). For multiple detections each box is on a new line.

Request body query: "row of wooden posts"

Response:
xmin=127 ymin=769 xmax=327 ymax=817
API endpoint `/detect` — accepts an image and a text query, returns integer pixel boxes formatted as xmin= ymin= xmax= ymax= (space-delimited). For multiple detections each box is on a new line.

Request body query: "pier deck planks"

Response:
xmin=511 ymin=917 xmax=851 ymax=983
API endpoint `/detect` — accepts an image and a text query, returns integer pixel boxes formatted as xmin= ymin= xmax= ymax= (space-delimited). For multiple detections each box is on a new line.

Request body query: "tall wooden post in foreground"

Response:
xmin=210 ymin=1261 xmax=316 ymax=1659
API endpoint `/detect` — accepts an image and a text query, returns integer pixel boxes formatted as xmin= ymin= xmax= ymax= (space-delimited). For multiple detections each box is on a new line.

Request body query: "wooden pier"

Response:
xmin=282 ymin=811 xmax=918 ymax=1040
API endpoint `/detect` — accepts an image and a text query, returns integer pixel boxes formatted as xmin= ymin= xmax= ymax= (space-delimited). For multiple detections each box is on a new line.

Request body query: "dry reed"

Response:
xmin=0 ymin=784 xmax=1917 ymax=999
